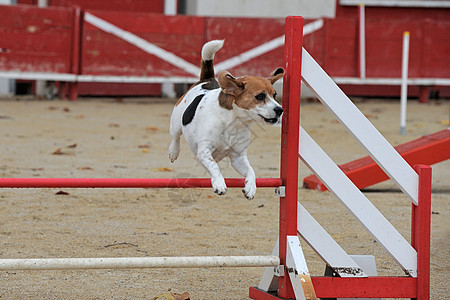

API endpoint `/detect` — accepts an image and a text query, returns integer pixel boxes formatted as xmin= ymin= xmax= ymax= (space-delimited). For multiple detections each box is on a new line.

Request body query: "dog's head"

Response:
xmin=218 ymin=68 xmax=284 ymax=124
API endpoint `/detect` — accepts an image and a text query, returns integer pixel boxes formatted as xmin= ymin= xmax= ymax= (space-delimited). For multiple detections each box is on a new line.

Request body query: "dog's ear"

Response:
xmin=218 ymin=71 xmax=244 ymax=96
xmin=268 ymin=68 xmax=285 ymax=84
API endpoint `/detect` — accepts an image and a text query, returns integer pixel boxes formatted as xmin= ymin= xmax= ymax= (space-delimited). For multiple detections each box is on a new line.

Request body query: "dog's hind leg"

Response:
xmin=230 ymin=154 xmax=256 ymax=200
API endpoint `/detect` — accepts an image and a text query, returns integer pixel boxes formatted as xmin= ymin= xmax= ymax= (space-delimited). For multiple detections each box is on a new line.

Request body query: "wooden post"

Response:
xmin=411 ymin=164 xmax=431 ymax=299
xmin=279 ymin=16 xmax=303 ymax=299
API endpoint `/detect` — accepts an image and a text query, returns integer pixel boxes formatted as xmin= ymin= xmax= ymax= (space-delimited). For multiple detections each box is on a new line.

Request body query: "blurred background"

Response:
xmin=0 ymin=0 xmax=448 ymax=102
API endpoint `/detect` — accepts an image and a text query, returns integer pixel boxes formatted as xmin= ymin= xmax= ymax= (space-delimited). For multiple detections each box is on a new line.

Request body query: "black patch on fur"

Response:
xmin=201 ymin=79 xmax=219 ymax=90
xmin=272 ymin=67 xmax=284 ymax=76
xmin=182 ymin=94 xmax=205 ymax=126
xmin=200 ymin=60 xmax=215 ymax=81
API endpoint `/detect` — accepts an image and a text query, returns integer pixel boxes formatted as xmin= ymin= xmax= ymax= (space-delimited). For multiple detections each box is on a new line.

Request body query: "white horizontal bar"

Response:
xmin=1 ymin=71 xmax=448 ymax=87
xmin=340 ymin=0 xmax=450 ymax=8
xmin=0 ymin=256 xmax=279 ymax=270
xmin=0 ymin=72 xmax=197 ymax=84
xmin=301 ymin=48 xmax=419 ymax=205
xmin=299 ymin=127 xmax=417 ymax=277
xmin=76 ymin=75 xmax=197 ymax=83
xmin=0 ymin=71 xmax=77 ymax=81
xmin=333 ymin=76 xmax=450 ymax=86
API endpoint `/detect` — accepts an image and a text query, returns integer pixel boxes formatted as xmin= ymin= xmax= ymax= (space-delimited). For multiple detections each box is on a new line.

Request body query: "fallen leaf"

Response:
xmin=364 ymin=114 xmax=378 ymax=119
xmin=152 ymin=292 xmax=190 ymax=300
xmin=440 ymin=120 xmax=449 ymax=125
xmin=109 ymin=123 xmax=120 ymax=127
xmin=52 ymin=148 xmax=64 ymax=155
xmin=63 ymin=107 xmax=71 ymax=112
xmin=55 ymin=190 xmax=69 ymax=195
xmin=31 ymin=168 xmax=44 ymax=171
xmin=145 ymin=126 xmax=159 ymax=132
xmin=152 ymin=167 xmax=174 ymax=172
xmin=66 ymin=143 xmax=77 ymax=148
xmin=51 ymin=148 xmax=74 ymax=155
xmin=78 ymin=166 xmax=93 ymax=170
xmin=74 ymin=115 xmax=84 ymax=119
xmin=138 ymin=144 xmax=151 ymax=149
xmin=141 ymin=149 xmax=149 ymax=153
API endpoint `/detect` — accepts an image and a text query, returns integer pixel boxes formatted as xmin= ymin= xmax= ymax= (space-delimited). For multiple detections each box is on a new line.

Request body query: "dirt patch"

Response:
xmin=0 ymin=97 xmax=448 ymax=299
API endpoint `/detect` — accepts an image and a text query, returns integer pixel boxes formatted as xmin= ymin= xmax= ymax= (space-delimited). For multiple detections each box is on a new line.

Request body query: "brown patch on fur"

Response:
xmin=175 ymin=91 xmax=188 ymax=106
xmin=233 ymin=76 xmax=277 ymax=110
xmin=218 ymin=92 xmax=233 ymax=110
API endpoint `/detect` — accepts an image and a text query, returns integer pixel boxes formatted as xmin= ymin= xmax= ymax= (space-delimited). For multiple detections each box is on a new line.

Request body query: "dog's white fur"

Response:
xmin=169 ymin=40 xmax=284 ymax=199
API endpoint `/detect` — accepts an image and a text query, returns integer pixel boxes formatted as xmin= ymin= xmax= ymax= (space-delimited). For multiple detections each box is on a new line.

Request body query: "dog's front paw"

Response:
xmin=242 ymin=179 xmax=256 ymax=200
xmin=212 ymin=177 xmax=227 ymax=196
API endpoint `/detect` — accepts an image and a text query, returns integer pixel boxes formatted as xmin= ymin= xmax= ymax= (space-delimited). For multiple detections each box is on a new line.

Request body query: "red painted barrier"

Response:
xmin=81 ymin=11 xmax=204 ymax=77
xmin=0 ymin=177 xmax=282 ymax=189
xmin=49 ymin=0 xmax=164 ymax=13
xmin=0 ymin=4 xmax=73 ymax=73
xmin=0 ymin=4 xmax=448 ymax=99
xmin=303 ymin=129 xmax=450 ymax=191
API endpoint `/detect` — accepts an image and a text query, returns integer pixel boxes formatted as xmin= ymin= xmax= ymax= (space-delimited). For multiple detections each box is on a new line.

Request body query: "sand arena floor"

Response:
xmin=0 ymin=96 xmax=448 ymax=299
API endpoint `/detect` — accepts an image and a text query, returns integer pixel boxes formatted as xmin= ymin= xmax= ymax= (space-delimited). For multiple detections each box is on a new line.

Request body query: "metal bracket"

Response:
xmin=273 ymin=264 xmax=285 ymax=277
xmin=275 ymin=186 xmax=286 ymax=197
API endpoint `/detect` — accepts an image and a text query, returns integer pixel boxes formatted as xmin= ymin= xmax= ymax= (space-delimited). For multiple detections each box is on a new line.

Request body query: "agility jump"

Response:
xmin=0 ymin=17 xmax=431 ymax=300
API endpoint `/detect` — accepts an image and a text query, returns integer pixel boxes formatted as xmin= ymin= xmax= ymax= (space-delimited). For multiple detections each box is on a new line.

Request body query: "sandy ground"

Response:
xmin=0 ymin=96 xmax=448 ymax=299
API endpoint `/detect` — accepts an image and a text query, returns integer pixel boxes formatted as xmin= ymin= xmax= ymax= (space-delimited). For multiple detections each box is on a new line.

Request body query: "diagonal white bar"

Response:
xmin=215 ymin=19 xmax=323 ymax=73
xmin=301 ymin=48 xmax=419 ymax=205
xmin=0 ymin=256 xmax=279 ymax=270
xmin=297 ymin=203 xmax=366 ymax=277
xmin=299 ymin=127 xmax=417 ymax=277
xmin=84 ymin=13 xmax=201 ymax=76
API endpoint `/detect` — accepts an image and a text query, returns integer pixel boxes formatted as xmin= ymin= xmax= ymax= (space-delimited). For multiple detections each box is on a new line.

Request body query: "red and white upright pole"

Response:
xmin=278 ymin=16 xmax=304 ymax=299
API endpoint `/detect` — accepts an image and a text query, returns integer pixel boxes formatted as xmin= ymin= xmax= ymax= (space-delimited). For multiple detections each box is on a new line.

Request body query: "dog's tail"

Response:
xmin=200 ymin=40 xmax=224 ymax=81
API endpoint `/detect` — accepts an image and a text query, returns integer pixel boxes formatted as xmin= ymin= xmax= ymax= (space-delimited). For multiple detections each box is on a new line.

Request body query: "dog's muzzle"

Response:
xmin=259 ymin=106 xmax=283 ymax=124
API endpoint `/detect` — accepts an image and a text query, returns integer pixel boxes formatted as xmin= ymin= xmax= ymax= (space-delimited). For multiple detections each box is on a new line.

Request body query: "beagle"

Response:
xmin=169 ymin=40 xmax=284 ymax=199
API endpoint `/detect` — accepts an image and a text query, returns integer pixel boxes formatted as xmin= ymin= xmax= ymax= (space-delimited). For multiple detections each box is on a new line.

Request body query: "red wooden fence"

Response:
xmin=0 ymin=4 xmax=448 ymax=99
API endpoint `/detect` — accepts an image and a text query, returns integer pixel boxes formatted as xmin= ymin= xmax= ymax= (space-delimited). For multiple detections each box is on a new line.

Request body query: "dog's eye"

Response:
xmin=273 ymin=93 xmax=277 ymax=98
xmin=255 ymin=93 xmax=266 ymax=101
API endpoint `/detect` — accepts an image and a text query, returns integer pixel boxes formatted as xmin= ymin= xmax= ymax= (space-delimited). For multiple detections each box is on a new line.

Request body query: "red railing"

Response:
xmin=0 ymin=177 xmax=282 ymax=189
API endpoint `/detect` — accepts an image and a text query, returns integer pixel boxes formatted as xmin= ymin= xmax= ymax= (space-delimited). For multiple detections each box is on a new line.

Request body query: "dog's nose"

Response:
xmin=274 ymin=106 xmax=283 ymax=117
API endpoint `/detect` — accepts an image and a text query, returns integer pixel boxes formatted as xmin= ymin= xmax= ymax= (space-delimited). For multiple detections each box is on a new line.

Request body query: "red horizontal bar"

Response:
xmin=250 ymin=276 xmax=417 ymax=299
xmin=0 ymin=178 xmax=283 ymax=189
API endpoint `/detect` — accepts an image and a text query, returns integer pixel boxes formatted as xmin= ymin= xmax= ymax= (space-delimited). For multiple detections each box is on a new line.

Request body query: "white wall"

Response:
xmin=185 ymin=0 xmax=336 ymax=19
